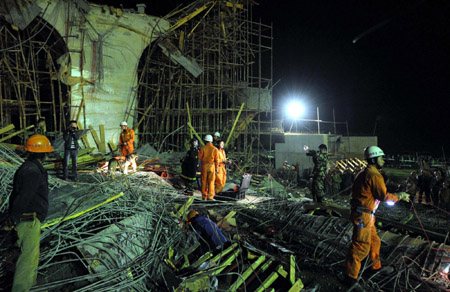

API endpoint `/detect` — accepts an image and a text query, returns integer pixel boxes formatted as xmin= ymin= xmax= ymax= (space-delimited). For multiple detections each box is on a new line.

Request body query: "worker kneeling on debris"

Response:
xmin=198 ymin=134 xmax=219 ymax=200
xmin=7 ymin=135 xmax=53 ymax=292
xmin=343 ymin=146 xmax=410 ymax=288
xmin=186 ymin=211 xmax=227 ymax=254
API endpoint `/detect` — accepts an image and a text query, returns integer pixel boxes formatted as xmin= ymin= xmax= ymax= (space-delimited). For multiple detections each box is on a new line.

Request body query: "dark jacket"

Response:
xmin=191 ymin=215 xmax=227 ymax=251
xmin=181 ymin=148 xmax=199 ymax=180
xmin=63 ymin=128 xmax=83 ymax=150
xmin=9 ymin=159 xmax=49 ymax=224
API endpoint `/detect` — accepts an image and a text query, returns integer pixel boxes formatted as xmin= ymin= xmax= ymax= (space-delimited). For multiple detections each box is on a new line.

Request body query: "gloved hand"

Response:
xmin=396 ymin=192 xmax=410 ymax=202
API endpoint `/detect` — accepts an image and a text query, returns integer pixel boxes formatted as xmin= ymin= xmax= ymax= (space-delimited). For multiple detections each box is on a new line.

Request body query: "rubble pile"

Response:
xmin=0 ymin=144 xmax=449 ymax=292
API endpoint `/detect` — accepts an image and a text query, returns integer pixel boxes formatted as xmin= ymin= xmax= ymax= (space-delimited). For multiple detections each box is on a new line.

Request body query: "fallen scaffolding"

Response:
xmin=1 ymin=139 xmax=450 ymax=291
xmin=133 ymin=0 xmax=274 ymax=173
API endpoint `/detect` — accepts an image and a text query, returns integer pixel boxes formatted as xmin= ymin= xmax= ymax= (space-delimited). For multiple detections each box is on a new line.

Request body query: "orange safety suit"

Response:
xmin=198 ymin=142 xmax=218 ymax=199
xmin=119 ymin=128 xmax=135 ymax=156
xmin=215 ymin=148 xmax=227 ymax=193
xmin=344 ymin=165 xmax=399 ymax=279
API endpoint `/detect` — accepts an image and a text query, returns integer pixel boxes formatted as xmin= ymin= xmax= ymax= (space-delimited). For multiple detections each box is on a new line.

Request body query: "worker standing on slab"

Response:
xmin=306 ymin=144 xmax=329 ymax=203
xmin=119 ymin=121 xmax=135 ymax=157
xmin=180 ymin=139 xmax=200 ymax=195
xmin=215 ymin=140 xmax=229 ymax=194
xmin=62 ymin=120 xmax=84 ymax=181
xmin=8 ymin=134 xmax=53 ymax=292
xmin=343 ymin=146 xmax=410 ymax=288
xmin=198 ymin=134 xmax=218 ymax=200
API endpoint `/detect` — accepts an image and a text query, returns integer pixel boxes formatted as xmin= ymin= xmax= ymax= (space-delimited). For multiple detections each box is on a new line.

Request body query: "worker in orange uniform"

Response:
xmin=215 ymin=140 xmax=230 ymax=194
xmin=198 ymin=134 xmax=218 ymax=200
xmin=119 ymin=121 xmax=135 ymax=156
xmin=343 ymin=146 xmax=410 ymax=289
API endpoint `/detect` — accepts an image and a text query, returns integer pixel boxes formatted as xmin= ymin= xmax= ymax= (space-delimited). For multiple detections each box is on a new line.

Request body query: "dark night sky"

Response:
xmin=104 ymin=0 xmax=450 ymax=156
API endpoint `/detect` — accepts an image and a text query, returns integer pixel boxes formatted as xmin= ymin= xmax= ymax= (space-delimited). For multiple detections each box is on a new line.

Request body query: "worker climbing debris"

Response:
xmin=343 ymin=146 xmax=410 ymax=290
xmin=119 ymin=121 xmax=135 ymax=157
xmin=198 ymin=134 xmax=218 ymax=200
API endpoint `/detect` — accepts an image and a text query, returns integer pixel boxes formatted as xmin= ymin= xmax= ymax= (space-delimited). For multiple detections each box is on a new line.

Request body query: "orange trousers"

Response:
xmin=344 ymin=212 xmax=381 ymax=279
xmin=215 ymin=165 xmax=226 ymax=193
xmin=120 ymin=144 xmax=134 ymax=157
xmin=201 ymin=163 xmax=216 ymax=199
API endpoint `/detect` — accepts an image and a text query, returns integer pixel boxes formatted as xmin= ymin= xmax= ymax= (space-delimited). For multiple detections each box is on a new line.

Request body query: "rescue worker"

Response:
xmin=215 ymin=140 xmax=229 ymax=194
xmin=186 ymin=210 xmax=228 ymax=254
xmin=8 ymin=134 xmax=53 ymax=292
xmin=405 ymin=171 xmax=418 ymax=200
xmin=180 ymin=139 xmax=200 ymax=195
xmin=331 ymin=168 xmax=342 ymax=195
xmin=62 ymin=120 xmax=84 ymax=181
xmin=417 ymin=168 xmax=432 ymax=204
xmin=213 ymin=131 xmax=221 ymax=147
xmin=431 ymin=170 xmax=443 ymax=206
xmin=198 ymin=134 xmax=219 ymax=200
xmin=119 ymin=121 xmax=135 ymax=157
xmin=306 ymin=144 xmax=329 ymax=203
xmin=343 ymin=146 xmax=410 ymax=288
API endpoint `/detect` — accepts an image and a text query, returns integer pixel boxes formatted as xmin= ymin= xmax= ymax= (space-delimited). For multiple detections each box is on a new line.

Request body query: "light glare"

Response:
xmin=386 ymin=201 xmax=395 ymax=206
xmin=286 ymin=101 xmax=305 ymax=119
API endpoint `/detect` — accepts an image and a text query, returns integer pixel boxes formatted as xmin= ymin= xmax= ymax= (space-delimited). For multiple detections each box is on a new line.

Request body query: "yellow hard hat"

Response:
xmin=186 ymin=210 xmax=198 ymax=222
xmin=25 ymin=134 xmax=54 ymax=153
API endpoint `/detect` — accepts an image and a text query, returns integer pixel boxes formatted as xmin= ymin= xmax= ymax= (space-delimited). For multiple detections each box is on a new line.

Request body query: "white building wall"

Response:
xmin=36 ymin=0 xmax=170 ymax=149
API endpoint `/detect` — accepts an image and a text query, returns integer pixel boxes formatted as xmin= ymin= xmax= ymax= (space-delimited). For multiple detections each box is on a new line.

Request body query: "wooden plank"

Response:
xmin=288 ymin=279 xmax=304 ymax=292
xmin=227 ymin=255 xmax=266 ymax=291
xmin=108 ymin=141 xmax=117 ymax=153
xmin=99 ymin=125 xmax=106 ymax=153
xmin=89 ymin=125 xmax=101 ymax=151
xmin=290 ymin=254 xmax=296 ymax=285
xmin=0 ymin=125 xmax=34 ymax=143
xmin=77 ymin=124 xmax=91 ymax=148
xmin=0 ymin=124 xmax=15 ymax=135
xmin=254 ymin=270 xmax=279 ymax=292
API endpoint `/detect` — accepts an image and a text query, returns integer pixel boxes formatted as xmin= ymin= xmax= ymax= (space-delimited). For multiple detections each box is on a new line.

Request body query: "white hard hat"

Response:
xmin=120 ymin=121 xmax=128 ymax=126
xmin=364 ymin=146 xmax=385 ymax=159
xmin=214 ymin=132 xmax=220 ymax=137
xmin=204 ymin=134 xmax=213 ymax=142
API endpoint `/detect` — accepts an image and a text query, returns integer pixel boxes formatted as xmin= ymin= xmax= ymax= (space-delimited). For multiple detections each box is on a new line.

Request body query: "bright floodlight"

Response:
xmin=286 ymin=101 xmax=305 ymax=119
xmin=386 ymin=201 xmax=395 ymax=206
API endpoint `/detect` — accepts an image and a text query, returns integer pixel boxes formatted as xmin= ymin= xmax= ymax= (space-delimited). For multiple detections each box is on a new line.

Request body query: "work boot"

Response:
xmin=365 ymin=265 xmax=395 ymax=277
xmin=341 ymin=275 xmax=365 ymax=292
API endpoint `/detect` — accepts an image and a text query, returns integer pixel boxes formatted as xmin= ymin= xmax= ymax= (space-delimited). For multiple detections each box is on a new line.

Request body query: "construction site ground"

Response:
xmin=1 ymin=144 xmax=449 ymax=292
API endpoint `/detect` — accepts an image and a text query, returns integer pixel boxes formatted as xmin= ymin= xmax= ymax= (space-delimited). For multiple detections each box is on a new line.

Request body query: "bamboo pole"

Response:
xmin=0 ymin=125 xmax=34 ymax=143
xmin=225 ymin=103 xmax=245 ymax=148
xmin=0 ymin=124 xmax=15 ymax=135
xmin=187 ymin=122 xmax=204 ymax=146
